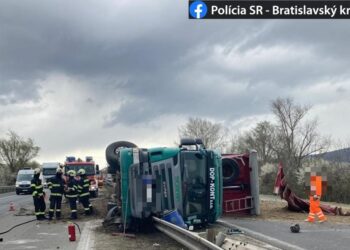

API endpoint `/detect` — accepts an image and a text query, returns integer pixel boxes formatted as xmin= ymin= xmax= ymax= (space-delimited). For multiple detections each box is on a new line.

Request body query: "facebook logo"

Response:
xmin=189 ymin=1 xmax=208 ymax=19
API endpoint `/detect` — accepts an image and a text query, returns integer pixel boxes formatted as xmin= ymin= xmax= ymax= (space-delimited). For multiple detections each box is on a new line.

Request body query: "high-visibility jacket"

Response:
xmin=48 ymin=175 xmax=65 ymax=197
xmin=66 ymin=178 xmax=79 ymax=198
xmin=310 ymin=175 xmax=322 ymax=197
xmin=307 ymin=175 xmax=326 ymax=222
xmin=77 ymin=177 xmax=90 ymax=197
xmin=31 ymin=177 xmax=44 ymax=198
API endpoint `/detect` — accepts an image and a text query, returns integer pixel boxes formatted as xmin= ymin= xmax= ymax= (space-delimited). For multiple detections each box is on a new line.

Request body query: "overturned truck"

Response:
xmin=105 ymin=139 xmax=223 ymax=230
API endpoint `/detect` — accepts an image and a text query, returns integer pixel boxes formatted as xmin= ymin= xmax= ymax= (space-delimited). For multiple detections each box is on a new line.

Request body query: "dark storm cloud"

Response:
xmin=1 ymin=0 xmax=349 ymax=125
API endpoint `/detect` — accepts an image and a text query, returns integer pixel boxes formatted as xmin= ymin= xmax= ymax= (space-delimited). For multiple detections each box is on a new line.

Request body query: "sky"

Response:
xmin=0 ymin=0 xmax=350 ymax=167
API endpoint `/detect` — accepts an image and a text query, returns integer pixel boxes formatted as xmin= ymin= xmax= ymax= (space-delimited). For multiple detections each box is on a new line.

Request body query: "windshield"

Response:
xmin=17 ymin=174 xmax=33 ymax=181
xmin=65 ymin=164 xmax=95 ymax=175
xmin=43 ymin=168 xmax=57 ymax=176
xmin=181 ymin=152 xmax=207 ymax=217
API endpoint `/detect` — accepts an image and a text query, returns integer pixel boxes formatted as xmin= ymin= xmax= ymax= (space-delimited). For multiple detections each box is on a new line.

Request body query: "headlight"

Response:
xmin=16 ymin=184 xmax=20 ymax=187
xmin=90 ymin=186 xmax=96 ymax=191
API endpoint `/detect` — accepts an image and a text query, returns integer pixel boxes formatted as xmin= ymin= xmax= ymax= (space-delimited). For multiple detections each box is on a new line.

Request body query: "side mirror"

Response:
xmin=96 ymin=164 xmax=100 ymax=175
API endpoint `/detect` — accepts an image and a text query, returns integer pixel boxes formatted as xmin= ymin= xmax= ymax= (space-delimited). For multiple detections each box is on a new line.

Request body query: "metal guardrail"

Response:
xmin=152 ymin=216 xmax=222 ymax=250
xmin=0 ymin=186 xmax=16 ymax=194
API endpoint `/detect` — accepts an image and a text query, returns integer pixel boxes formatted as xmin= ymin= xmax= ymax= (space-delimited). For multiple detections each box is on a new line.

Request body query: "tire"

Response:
xmin=106 ymin=141 xmax=137 ymax=172
xmin=222 ymin=158 xmax=240 ymax=186
xmin=16 ymin=190 xmax=20 ymax=195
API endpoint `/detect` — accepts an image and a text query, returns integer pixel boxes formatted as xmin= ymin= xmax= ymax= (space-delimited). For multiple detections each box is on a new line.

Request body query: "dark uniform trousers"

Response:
xmin=78 ymin=177 xmax=93 ymax=215
xmin=48 ymin=176 xmax=65 ymax=219
xmin=49 ymin=196 xmax=62 ymax=219
xmin=31 ymin=178 xmax=46 ymax=220
xmin=66 ymin=178 xmax=78 ymax=219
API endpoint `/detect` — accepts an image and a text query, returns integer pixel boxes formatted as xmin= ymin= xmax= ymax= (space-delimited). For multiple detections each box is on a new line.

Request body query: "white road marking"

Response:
xmin=77 ymin=220 xmax=100 ymax=250
xmin=4 ymin=239 xmax=42 ymax=244
xmin=37 ymin=233 xmax=58 ymax=236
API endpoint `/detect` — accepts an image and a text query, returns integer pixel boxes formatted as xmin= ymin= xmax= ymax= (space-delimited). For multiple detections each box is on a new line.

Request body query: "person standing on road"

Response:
xmin=47 ymin=167 xmax=65 ymax=220
xmin=77 ymin=169 xmax=93 ymax=215
xmin=305 ymin=169 xmax=327 ymax=223
xmin=31 ymin=168 xmax=46 ymax=220
xmin=66 ymin=170 xmax=79 ymax=219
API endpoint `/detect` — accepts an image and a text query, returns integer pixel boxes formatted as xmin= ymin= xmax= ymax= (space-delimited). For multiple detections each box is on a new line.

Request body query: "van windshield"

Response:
xmin=43 ymin=168 xmax=57 ymax=176
xmin=17 ymin=174 xmax=33 ymax=181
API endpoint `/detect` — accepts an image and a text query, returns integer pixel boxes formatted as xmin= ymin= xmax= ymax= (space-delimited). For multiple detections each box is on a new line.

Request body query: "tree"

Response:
xmin=0 ymin=131 xmax=40 ymax=173
xmin=231 ymin=121 xmax=278 ymax=165
xmin=178 ymin=117 xmax=227 ymax=150
xmin=271 ymin=97 xmax=329 ymax=184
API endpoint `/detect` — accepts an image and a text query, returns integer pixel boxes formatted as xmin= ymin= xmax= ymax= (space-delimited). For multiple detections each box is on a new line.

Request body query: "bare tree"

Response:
xmin=229 ymin=133 xmax=250 ymax=154
xmin=178 ymin=117 xmax=228 ymax=150
xmin=271 ymin=98 xmax=329 ymax=182
xmin=0 ymin=131 xmax=40 ymax=173
xmin=247 ymin=121 xmax=277 ymax=164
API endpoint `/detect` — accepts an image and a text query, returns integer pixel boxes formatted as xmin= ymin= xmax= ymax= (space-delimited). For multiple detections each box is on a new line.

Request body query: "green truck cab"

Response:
xmin=114 ymin=139 xmax=222 ymax=229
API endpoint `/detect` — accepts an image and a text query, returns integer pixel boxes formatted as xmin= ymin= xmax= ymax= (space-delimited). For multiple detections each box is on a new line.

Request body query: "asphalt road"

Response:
xmin=222 ymin=217 xmax=350 ymax=250
xmin=0 ymin=192 xmax=33 ymax=217
xmin=0 ymin=191 xmax=86 ymax=250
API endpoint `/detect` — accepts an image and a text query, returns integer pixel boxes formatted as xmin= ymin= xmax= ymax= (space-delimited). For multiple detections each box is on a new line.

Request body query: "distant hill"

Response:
xmin=316 ymin=148 xmax=350 ymax=163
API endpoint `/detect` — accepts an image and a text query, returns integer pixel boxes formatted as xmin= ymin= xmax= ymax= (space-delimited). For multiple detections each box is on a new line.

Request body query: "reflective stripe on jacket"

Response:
xmin=78 ymin=177 xmax=90 ymax=197
xmin=66 ymin=178 xmax=79 ymax=198
xmin=48 ymin=175 xmax=65 ymax=197
xmin=31 ymin=178 xmax=44 ymax=197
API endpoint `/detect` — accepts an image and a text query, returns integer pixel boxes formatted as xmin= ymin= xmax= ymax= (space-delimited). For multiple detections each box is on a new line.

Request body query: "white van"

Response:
xmin=42 ymin=162 xmax=60 ymax=188
xmin=16 ymin=168 xmax=35 ymax=195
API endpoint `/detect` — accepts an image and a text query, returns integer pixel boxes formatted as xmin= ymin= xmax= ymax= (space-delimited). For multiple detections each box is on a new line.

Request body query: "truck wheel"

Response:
xmin=106 ymin=141 xmax=137 ymax=171
xmin=222 ymin=158 xmax=240 ymax=186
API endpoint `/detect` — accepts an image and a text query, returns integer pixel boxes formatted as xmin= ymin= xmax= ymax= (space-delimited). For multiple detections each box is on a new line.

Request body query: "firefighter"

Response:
xmin=305 ymin=172 xmax=327 ymax=223
xmin=47 ymin=167 xmax=65 ymax=220
xmin=31 ymin=168 xmax=46 ymax=220
xmin=77 ymin=169 xmax=93 ymax=215
xmin=66 ymin=170 xmax=79 ymax=219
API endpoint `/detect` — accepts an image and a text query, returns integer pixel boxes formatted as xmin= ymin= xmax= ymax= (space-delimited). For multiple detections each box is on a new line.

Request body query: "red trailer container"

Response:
xmin=222 ymin=151 xmax=259 ymax=215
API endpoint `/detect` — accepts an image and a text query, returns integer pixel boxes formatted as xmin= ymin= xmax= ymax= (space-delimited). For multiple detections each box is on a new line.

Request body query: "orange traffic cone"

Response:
xmin=9 ymin=202 xmax=15 ymax=211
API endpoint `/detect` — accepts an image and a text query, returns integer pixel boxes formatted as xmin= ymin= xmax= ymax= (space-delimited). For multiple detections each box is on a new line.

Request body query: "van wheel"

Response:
xmin=106 ymin=141 xmax=137 ymax=172
xmin=16 ymin=190 xmax=20 ymax=195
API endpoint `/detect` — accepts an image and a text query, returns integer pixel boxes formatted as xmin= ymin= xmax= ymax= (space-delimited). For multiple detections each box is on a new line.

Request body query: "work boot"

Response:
xmin=304 ymin=219 xmax=313 ymax=223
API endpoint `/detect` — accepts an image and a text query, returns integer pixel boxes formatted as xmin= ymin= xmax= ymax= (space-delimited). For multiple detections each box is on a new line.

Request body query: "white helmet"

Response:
xmin=56 ymin=167 xmax=63 ymax=174
xmin=67 ymin=170 xmax=76 ymax=177
xmin=34 ymin=168 xmax=41 ymax=174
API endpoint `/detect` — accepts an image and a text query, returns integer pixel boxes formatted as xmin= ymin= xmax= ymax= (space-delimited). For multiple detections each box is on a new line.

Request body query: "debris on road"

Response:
xmin=290 ymin=224 xmax=300 ymax=233
xmin=274 ymin=163 xmax=348 ymax=215
xmin=226 ymin=228 xmax=243 ymax=235
xmin=15 ymin=207 xmax=34 ymax=216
